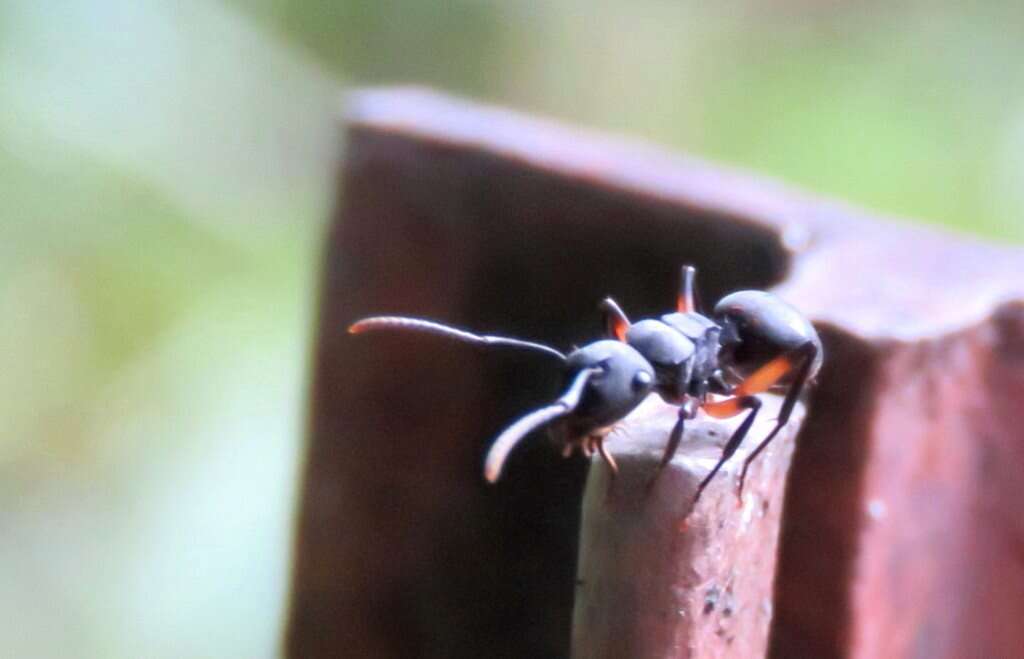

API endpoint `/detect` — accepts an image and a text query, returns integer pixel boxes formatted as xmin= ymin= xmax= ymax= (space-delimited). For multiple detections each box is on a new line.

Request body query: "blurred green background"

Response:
xmin=3 ymin=1 xmax=1022 ymax=657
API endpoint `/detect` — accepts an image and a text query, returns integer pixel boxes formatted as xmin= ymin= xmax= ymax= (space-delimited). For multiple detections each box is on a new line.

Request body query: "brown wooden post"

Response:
xmin=571 ymin=395 xmax=804 ymax=659
xmin=286 ymin=87 xmax=1024 ymax=659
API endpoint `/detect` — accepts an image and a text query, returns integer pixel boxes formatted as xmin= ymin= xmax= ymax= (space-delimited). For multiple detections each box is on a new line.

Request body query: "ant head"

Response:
xmin=714 ymin=290 xmax=822 ymax=379
xmin=564 ymin=340 xmax=655 ymax=431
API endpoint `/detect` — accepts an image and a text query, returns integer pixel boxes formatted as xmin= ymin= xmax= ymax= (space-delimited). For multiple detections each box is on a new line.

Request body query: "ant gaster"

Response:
xmin=348 ymin=266 xmax=821 ymax=503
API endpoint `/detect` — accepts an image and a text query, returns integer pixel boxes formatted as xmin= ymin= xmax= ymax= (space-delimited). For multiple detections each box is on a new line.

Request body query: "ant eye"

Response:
xmin=633 ymin=371 xmax=652 ymax=389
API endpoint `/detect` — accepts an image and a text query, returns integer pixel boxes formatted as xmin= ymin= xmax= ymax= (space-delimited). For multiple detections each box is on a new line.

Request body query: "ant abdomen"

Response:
xmin=714 ymin=290 xmax=823 ymax=382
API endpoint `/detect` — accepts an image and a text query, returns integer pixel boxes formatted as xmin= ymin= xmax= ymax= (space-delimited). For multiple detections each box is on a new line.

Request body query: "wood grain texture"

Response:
xmin=571 ymin=396 xmax=802 ymax=659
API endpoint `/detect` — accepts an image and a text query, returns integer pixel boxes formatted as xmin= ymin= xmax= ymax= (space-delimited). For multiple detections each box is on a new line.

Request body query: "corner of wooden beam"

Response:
xmin=573 ymin=395 xmax=803 ymax=658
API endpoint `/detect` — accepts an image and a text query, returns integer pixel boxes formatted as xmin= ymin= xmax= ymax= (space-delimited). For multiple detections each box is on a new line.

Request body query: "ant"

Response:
xmin=348 ymin=266 xmax=821 ymax=503
xmin=599 ymin=266 xmax=821 ymax=501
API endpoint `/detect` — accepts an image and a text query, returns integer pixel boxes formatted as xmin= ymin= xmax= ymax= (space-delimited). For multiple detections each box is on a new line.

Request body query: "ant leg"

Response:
xmin=646 ymin=399 xmax=699 ymax=490
xmin=599 ymin=298 xmax=630 ymax=341
xmin=737 ymin=341 xmax=819 ymax=497
xmin=693 ymin=395 xmax=762 ymax=504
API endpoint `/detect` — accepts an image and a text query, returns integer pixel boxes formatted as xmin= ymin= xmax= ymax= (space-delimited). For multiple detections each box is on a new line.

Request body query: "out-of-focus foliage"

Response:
xmin=239 ymin=0 xmax=1024 ymax=240
xmin=2 ymin=1 xmax=1021 ymax=657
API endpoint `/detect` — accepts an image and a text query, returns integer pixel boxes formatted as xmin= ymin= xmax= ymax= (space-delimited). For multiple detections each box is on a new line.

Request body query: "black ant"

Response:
xmin=348 ymin=266 xmax=821 ymax=503
xmin=599 ymin=266 xmax=822 ymax=501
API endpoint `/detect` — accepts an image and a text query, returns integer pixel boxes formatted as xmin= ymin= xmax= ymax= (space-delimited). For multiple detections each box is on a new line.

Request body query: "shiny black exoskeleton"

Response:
xmin=601 ymin=266 xmax=822 ymax=500
xmin=348 ymin=265 xmax=821 ymax=501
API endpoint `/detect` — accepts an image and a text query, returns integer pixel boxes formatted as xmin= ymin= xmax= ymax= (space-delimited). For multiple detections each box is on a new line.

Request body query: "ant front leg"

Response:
xmin=736 ymin=340 xmax=819 ymax=498
xmin=644 ymin=398 xmax=699 ymax=495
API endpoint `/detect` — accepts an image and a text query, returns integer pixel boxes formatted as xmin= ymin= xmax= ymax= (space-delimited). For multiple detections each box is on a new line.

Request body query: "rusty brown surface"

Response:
xmin=286 ymin=87 xmax=1024 ymax=659
xmin=571 ymin=396 xmax=801 ymax=659
xmin=838 ymin=303 xmax=1024 ymax=659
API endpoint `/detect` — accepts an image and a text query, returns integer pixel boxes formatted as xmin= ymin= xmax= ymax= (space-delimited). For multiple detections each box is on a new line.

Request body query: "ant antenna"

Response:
xmin=483 ymin=367 xmax=599 ymax=482
xmin=349 ymin=316 xmax=566 ymax=361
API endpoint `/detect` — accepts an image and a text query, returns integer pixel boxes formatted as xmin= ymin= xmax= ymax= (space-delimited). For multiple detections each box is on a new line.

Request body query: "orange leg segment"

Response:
xmin=703 ymin=395 xmax=754 ymax=419
xmin=734 ymin=353 xmax=794 ymax=397
xmin=736 ymin=341 xmax=819 ymax=498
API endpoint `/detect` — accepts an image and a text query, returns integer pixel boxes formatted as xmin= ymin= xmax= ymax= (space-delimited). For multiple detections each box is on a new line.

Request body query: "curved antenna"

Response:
xmin=678 ymin=265 xmax=697 ymax=313
xmin=599 ymin=298 xmax=631 ymax=341
xmin=484 ymin=367 xmax=600 ymax=482
xmin=349 ymin=316 xmax=565 ymax=361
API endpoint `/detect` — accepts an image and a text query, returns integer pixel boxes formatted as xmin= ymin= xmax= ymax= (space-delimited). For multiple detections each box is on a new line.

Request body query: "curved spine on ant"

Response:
xmin=600 ymin=265 xmax=822 ymax=503
xmin=348 ymin=316 xmax=655 ymax=482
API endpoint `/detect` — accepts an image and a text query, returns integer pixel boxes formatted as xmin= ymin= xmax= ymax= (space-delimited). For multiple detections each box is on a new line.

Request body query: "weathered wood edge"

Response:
xmin=345 ymin=86 xmax=1024 ymax=341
